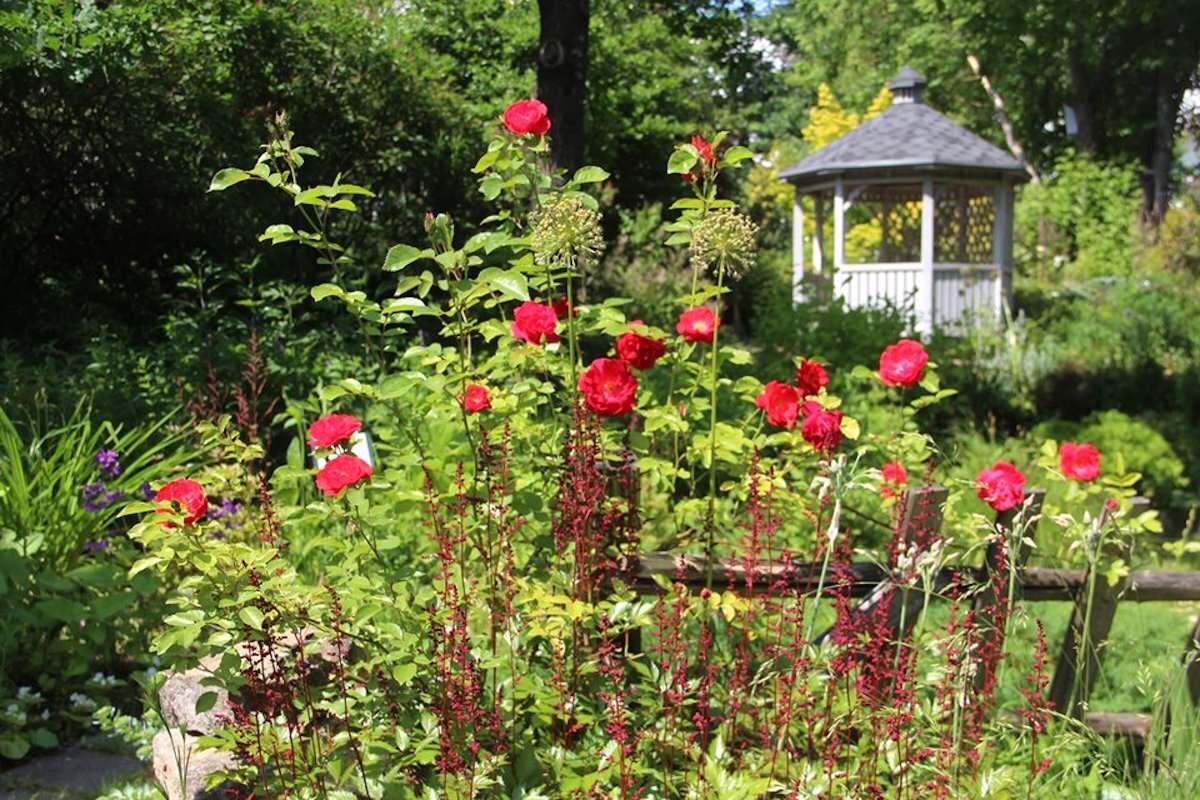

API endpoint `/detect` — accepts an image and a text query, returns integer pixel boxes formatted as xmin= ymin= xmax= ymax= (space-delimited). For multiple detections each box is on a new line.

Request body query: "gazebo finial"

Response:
xmin=888 ymin=65 xmax=927 ymax=105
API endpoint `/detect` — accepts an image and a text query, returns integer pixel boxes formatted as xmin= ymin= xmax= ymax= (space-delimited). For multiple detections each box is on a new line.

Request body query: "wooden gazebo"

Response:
xmin=781 ymin=67 xmax=1028 ymax=334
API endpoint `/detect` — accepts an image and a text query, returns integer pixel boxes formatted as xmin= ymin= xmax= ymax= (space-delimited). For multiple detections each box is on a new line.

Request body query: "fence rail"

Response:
xmin=616 ymin=485 xmax=1200 ymax=740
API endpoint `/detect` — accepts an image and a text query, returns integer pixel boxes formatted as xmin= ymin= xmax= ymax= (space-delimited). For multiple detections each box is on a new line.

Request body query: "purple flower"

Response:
xmin=81 ymin=481 xmax=125 ymax=513
xmin=82 ymin=539 xmax=110 ymax=552
xmin=139 ymin=482 xmax=154 ymax=500
xmin=210 ymin=497 xmax=243 ymax=531
xmin=95 ymin=449 xmax=121 ymax=479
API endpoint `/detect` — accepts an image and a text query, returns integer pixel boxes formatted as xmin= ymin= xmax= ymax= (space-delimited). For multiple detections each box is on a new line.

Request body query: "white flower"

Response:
xmin=69 ymin=693 xmax=97 ymax=712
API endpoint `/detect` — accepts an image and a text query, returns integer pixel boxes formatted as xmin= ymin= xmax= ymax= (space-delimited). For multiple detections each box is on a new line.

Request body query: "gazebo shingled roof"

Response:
xmin=779 ymin=68 xmax=1026 ymax=184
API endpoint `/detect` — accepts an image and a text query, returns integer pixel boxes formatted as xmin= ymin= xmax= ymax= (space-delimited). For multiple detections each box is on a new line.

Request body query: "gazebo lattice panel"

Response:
xmin=934 ymin=185 xmax=996 ymax=264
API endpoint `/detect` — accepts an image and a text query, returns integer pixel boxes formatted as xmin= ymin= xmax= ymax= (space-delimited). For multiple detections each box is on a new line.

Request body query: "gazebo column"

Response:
xmin=919 ymin=176 xmax=935 ymax=336
xmin=792 ymin=191 xmax=805 ymax=302
xmin=993 ymin=179 xmax=1013 ymax=320
xmin=813 ymin=196 xmax=825 ymax=272
xmin=833 ymin=179 xmax=845 ymax=287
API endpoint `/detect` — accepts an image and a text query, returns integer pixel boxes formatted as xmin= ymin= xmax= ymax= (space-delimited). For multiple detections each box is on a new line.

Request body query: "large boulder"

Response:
xmin=151 ymin=730 xmax=237 ymax=800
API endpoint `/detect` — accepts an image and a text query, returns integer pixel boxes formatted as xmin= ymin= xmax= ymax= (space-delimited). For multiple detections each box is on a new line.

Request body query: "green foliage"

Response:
xmin=1015 ymin=151 xmax=1142 ymax=282
xmin=0 ymin=402 xmax=194 ymax=753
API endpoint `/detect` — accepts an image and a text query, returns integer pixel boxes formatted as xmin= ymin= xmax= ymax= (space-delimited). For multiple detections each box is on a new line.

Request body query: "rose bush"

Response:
xmin=123 ymin=109 xmax=1160 ymax=800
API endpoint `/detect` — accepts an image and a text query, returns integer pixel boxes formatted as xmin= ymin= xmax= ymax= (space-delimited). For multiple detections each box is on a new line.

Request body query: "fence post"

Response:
xmin=1046 ymin=498 xmax=1146 ymax=718
xmin=815 ymin=485 xmax=948 ymax=646
xmin=972 ymin=489 xmax=1045 ymax=694
xmin=1185 ymin=618 xmax=1200 ymax=706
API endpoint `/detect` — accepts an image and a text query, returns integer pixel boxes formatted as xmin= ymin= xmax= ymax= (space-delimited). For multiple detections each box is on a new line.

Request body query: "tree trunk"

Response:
xmin=536 ymin=0 xmax=589 ymax=173
xmin=1142 ymin=3 xmax=1185 ymax=227
xmin=1066 ymin=44 xmax=1098 ymax=155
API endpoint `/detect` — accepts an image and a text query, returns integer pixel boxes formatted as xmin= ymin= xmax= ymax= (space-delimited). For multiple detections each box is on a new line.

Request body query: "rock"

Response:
xmin=158 ymin=669 xmax=232 ymax=735
xmin=234 ymin=624 xmax=351 ymax=683
xmin=151 ymin=730 xmax=238 ymax=800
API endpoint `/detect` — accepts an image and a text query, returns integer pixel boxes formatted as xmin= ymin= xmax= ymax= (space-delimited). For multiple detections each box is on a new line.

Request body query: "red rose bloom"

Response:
xmin=578 ymin=358 xmax=639 ymax=417
xmin=551 ymin=296 xmax=578 ymax=319
xmin=796 ymin=359 xmax=829 ymax=397
xmin=756 ymin=381 xmax=801 ymax=430
xmin=976 ymin=461 xmax=1026 ymax=512
xmin=616 ymin=327 xmax=667 ymax=370
xmin=512 ymin=301 xmax=560 ymax=345
xmin=307 ymin=413 xmax=362 ymax=449
xmin=503 ymin=99 xmax=551 ymax=136
xmin=462 ymin=384 xmax=491 ymax=414
xmin=691 ymin=134 xmax=717 ymax=165
xmin=879 ymin=339 xmax=929 ymax=387
xmin=800 ymin=401 xmax=843 ymax=452
xmin=881 ymin=460 xmax=908 ymax=499
xmin=315 ymin=454 xmax=373 ymax=497
xmin=676 ymin=307 xmax=718 ymax=343
xmin=1059 ymin=441 xmax=1100 ymax=482
xmin=155 ymin=478 xmax=208 ymax=527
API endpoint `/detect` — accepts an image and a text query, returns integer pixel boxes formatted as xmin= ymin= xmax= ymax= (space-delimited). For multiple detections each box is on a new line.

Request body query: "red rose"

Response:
xmin=691 ymin=134 xmax=716 ymax=165
xmin=503 ymin=99 xmax=551 ymax=136
xmin=551 ymin=296 xmax=578 ymax=319
xmin=1059 ymin=441 xmax=1100 ymax=482
xmin=879 ymin=339 xmax=929 ymax=387
xmin=155 ymin=478 xmax=208 ymax=527
xmin=462 ymin=384 xmax=491 ymax=414
xmin=756 ymin=381 xmax=801 ymax=430
xmin=578 ymin=358 xmax=639 ymax=417
xmin=315 ymin=454 xmax=373 ymax=497
xmin=800 ymin=401 xmax=842 ymax=452
xmin=307 ymin=413 xmax=362 ymax=449
xmin=796 ymin=359 xmax=829 ymax=397
xmin=881 ymin=460 xmax=908 ymax=499
xmin=676 ymin=307 xmax=718 ymax=344
xmin=512 ymin=301 xmax=560 ymax=345
xmin=976 ymin=461 xmax=1026 ymax=512
xmin=616 ymin=326 xmax=667 ymax=370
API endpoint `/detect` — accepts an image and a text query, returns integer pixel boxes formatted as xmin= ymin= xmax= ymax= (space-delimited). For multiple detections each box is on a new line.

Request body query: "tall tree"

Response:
xmin=537 ymin=0 xmax=590 ymax=172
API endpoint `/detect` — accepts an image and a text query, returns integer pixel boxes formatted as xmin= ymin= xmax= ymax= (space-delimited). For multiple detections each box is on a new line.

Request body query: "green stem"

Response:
xmin=703 ymin=259 xmax=726 ymax=588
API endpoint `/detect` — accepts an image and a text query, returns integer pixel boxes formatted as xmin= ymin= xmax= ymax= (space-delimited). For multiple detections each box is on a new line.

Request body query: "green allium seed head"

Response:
xmin=691 ymin=209 xmax=758 ymax=280
xmin=531 ymin=195 xmax=603 ymax=268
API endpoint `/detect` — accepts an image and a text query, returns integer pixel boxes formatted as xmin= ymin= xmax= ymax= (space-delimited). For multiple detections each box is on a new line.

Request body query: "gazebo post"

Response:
xmin=993 ymin=178 xmax=1014 ymax=320
xmin=919 ymin=176 xmax=935 ymax=336
xmin=833 ymin=178 xmax=845 ymax=274
xmin=792 ymin=191 xmax=806 ymax=302
xmin=813 ymin=196 xmax=825 ymax=272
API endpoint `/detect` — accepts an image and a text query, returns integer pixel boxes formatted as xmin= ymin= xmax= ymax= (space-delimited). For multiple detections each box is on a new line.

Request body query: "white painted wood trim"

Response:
xmin=919 ymin=177 xmax=936 ymax=335
xmin=792 ymin=193 xmax=805 ymax=303
xmin=833 ymin=178 xmax=845 ymax=270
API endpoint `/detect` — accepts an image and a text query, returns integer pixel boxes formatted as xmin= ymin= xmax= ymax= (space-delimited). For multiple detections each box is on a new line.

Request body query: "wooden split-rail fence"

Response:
xmin=619 ymin=487 xmax=1200 ymax=740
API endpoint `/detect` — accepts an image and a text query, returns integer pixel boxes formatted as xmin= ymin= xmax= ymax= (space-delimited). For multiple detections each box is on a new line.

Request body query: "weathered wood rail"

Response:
xmin=616 ymin=486 xmax=1200 ymax=740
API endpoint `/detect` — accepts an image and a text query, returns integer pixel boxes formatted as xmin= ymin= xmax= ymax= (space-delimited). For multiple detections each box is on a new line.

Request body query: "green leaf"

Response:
xmin=383 ymin=244 xmax=428 ymax=272
xmin=480 ymin=174 xmax=503 ymax=200
xmin=311 ymin=284 xmax=344 ymax=301
xmin=480 ymin=268 xmax=530 ymax=302
xmin=473 ymin=149 xmax=501 ymax=173
xmin=208 ymin=168 xmax=250 ymax=192
xmin=667 ymin=148 xmax=698 ymax=175
xmin=570 ymin=166 xmax=610 ymax=184
xmin=27 ymin=728 xmax=57 ymax=749
xmin=720 ymin=145 xmax=754 ymax=166
xmin=0 ymin=733 xmax=31 ymax=760
xmin=195 ymin=691 xmax=220 ymax=714
xmin=238 ymin=606 xmax=266 ymax=631
xmin=91 ymin=590 xmax=136 ymax=620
